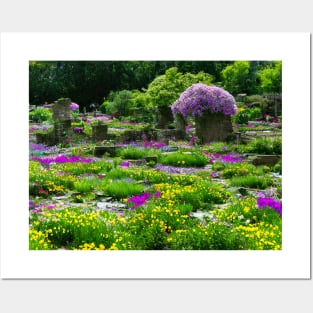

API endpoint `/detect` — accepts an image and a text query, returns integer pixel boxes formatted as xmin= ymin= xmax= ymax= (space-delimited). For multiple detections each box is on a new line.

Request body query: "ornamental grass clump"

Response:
xmin=171 ymin=84 xmax=237 ymax=118
xmin=159 ymin=151 xmax=208 ymax=167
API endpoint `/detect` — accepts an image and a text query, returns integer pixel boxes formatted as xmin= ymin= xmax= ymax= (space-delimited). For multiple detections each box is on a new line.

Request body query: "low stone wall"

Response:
xmin=157 ymin=129 xmax=186 ymax=141
xmin=251 ymin=155 xmax=281 ymax=166
xmin=94 ymin=146 xmax=121 ymax=157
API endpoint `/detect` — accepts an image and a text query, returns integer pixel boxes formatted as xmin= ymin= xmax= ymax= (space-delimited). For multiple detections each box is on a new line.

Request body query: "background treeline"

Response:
xmin=29 ymin=61 xmax=282 ymax=111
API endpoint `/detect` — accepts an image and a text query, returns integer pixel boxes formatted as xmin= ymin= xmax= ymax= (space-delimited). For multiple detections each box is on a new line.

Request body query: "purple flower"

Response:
xmin=155 ymin=191 xmax=161 ymax=197
xmin=29 ymin=200 xmax=34 ymax=208
xmin=31 ymin=155 xmax=93 ymax=164
xmin=69 ymin=102 xmax=79 ymax=110
xmin=31 ymin=209 xmax=42 ymax=213
xmin=127 ymin=192 xmax=151 ymax=209
xmin=73 ymin=127 xmax=83 ymax=134
xmin=257 ymin=197 xmax=282 ymax=216
xmin=185 ymin=125 xmax=194 ymax=132
xmin=171 ymin=84 xmax=237 ymax=118
xmin=120 ymin=161 xmax=130 ymax=168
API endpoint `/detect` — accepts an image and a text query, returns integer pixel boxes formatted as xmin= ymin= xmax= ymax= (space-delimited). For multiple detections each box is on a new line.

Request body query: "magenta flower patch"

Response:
xmin=257 ymin=197 xmax=282 ymax=216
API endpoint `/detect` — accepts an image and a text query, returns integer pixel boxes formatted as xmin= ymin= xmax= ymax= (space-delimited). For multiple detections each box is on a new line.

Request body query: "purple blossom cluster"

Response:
xmin=30 ymin=143 xmax=58 ymax=154
xmin=127 ymin=191 xmax=161 ymax=209
xmin=69 ymin=102 xmax=79 ymax=110
xmin=155 ymin=164 xmax=203 ymax=175
xmin=257 ymin=197 xmax=282 ymax=216
xmin=185 ymin=125 xmax=194 ymax=132
xmin=143 ymin=141 xmax=166 ymax=149
xmin=31 ymin=154 xmax=93 ymax=164
xmin=204 ymin=152 xmax=243 ymax=163
xmin=29 ymin=200 xmax=56 ymax=213
xmin=120 ymin=161 xmax=130 ymax=168
xmin=73 ymin=127 xmax=84 ymax=134
xmin=171 ymin=84 xmax=237 ymax=118
xmin=127 ymin=192 xmax=151 ymax=209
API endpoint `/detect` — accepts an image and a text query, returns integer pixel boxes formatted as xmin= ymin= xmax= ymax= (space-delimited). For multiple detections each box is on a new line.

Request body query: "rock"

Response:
xmin=161 ymin=146 xmax=178 ymax=152
xmin=251 ymin=155 xmax=281 ymax=166
xmin=144 ymin=156 xmax=158 ymax=163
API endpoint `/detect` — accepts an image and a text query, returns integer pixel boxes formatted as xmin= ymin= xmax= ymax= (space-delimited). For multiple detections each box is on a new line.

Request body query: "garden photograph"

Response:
xmin=28 ymin=60 xmax=283 ymax=251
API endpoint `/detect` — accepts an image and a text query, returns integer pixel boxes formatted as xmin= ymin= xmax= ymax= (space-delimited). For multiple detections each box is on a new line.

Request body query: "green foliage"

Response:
xmin=233 ymin=108 xmax=250 ymax=124
xmin=29 ymin=107 xmax=53 ymax=123
xmin=146 ymin=67 xmax=213 ymax=109
xmin=221 ymin=162 xmax=263 ymax=178
xmin=73 ymin=177 xmax=98 ymax=193
xmin=221 ymin=61 xmax=250 ymax=95
xmin=249 ymin=107 xmax=262 ymax=120
xmin=102 ymin=180 xmax=145 ymax=199
xmin=159 ymin=151 xmax=208 ymax=167
xmin=229 ymin=175 xmax=274 ymax=189
xmin=247 ymin=137 xmax=282 ymax=155
xmin=212 ymin=161 xmax=225 ymax=171
xmin=258 ymin=61 xmax=282 ymax=94
xmin=99 ymin=100 xmax=111 ymax=114
xmin=272 ymin=160 xmax=282 ymax=174
xmin=119 ymin=146 xmax=148 ymax=160
xmin=167 ymin=222 xmax=245 ymax=250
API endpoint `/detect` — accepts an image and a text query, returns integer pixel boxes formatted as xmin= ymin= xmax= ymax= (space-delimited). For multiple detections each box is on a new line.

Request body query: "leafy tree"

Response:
xmin=146 ymin=67 xmax=213 ymax=108
xmin=221 ymin=61 xmax=250 ymax=95
xmin=103 ymin=90 xmax=134 ymax=117
xmin=258 ymin=61 xmax=282 ymax=94
xmin=145 ymin=67 xmax=213 ymax=128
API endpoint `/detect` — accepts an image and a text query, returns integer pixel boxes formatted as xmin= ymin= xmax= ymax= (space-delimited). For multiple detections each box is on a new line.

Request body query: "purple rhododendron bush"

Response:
xmin=171 ymin=84 xmax=237 ymax=118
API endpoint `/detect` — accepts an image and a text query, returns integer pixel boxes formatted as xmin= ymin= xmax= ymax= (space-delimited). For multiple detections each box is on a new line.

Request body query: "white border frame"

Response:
xmin=0 ymin=33 xmax=311 ymax=279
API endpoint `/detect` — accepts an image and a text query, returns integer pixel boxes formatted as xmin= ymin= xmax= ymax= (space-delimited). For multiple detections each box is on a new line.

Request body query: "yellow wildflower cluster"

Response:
xmin=234 ymin=222 xmax=282 ymax=250
xmin=29 ymin=228 xmax=54 ymax=250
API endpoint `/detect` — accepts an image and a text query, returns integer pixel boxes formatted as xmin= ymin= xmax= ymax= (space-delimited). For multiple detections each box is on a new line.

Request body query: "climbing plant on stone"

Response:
xmin=171 ymin=84 xmax=237 ymax=144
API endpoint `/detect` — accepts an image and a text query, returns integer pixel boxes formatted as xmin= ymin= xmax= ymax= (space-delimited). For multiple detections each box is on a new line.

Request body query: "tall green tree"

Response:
xmin=145 ymin=67 xmax=213 ymax=128
xmin=221 ymin=61 xmax=251 ymax=95
xmin=258 ymin=61 xmax=282 ymax=94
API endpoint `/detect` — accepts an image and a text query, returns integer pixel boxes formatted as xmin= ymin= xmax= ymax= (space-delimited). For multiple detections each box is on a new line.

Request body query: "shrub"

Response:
xmin=248 ymin=107 xmax=262 ymax=120
xmin=272 ymin=160 xmax=282 ymax=174
xmin=159 ymin=151 xmax=208 ymax=167
xmin=29 ymin=107 xmax=53 ymax=123
xmin=166 ymin=222 xmax=246 ymax=250
xmin=248 ymin=137 xmax=282 ymax=155
xmin=221 ymin=162 xmax=262 ymax=178
xmin=119 ymin=146 xmax=147 ymax=160
xmin=102 ymin=180 xmax=145 ymax=199
xmin=272 ymin=137 xmax=282 ymax=155
xmin=229 ymin=175 xmax=273 ymax=189
xmin=232 ymin=108 xmax=249 ymax=124
xmin=73 ymin=177 xmax=98 ymax=193
xmin=171 ymin=84 xmax=237 ymax=118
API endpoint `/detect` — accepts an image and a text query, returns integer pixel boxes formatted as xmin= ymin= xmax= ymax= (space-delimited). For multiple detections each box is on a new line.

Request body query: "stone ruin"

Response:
xmin=195 ymin=111 xmax=234 ymax=144
xmin=36 ymin=98 xmax=73 ymax=145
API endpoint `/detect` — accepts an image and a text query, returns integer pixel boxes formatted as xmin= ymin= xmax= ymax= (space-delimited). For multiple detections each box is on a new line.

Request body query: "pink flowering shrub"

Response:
xmin=171 ymin=84 xmax=237 ymax=118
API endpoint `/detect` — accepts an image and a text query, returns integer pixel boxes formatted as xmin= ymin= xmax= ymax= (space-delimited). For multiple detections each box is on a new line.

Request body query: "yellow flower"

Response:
xmin=243 ymin=207 xmax=250 ymax=213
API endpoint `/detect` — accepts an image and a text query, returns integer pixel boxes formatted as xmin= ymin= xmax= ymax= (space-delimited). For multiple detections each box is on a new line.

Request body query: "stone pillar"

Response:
xmin=195 ymin=111 xmax=234 ymax=144
xmin=156 ymin=106 xmax=174 ymax=129
xmin=51 ymin=98 xmax=73 ymax=144
xmin=92 ymin=124 xmax=108 ymax=142
xmin=175 ymin=113 xmax=187 ymax=132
